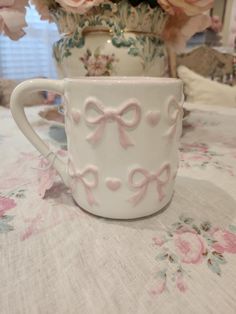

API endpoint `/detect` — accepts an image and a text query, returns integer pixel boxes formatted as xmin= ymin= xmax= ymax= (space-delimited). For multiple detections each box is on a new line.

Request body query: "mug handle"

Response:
xmin=10 ymin=78 xmax=69 ymax=186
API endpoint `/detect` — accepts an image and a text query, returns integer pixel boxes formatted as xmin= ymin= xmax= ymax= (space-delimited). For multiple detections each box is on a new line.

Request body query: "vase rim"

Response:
xmin=50 ymin=1 xmax=168 ymax=37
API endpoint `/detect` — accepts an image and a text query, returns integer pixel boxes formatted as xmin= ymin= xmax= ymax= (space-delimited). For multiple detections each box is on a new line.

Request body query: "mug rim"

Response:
xmin=64 ymin=76 xmax=182 ymax=85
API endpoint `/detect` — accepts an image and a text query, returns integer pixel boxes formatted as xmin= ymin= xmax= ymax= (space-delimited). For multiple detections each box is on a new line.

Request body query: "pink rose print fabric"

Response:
xmin=0 ymin=196 xmax=16 ymax=217
xmin=151 ymin=215 xmax=236 ymax=295
xmin=0 ymin=196 xmax=16 ymax=233
xmin=212 ymin=228 xmax=236 ymax=254
xmin=174 ymin=228 xmax=206 ymax=264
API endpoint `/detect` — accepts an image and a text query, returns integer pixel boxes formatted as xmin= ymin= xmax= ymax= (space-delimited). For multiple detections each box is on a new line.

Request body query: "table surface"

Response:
xmin=0 ymin=103 xmax=236 ymax=314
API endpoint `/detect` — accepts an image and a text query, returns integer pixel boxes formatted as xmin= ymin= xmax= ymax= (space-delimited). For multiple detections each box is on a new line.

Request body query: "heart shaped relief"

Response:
xmin=105 ymin=178 xmax=122 ymax=191
xmin=146 ymin=111 xmax=161 ymax=127
xmin=71 ymin=109 xmax=81 ymax=124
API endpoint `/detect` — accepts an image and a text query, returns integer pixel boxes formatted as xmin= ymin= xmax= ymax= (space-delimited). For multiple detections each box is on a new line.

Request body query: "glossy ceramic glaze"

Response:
xmin=51 ymin=1 xmax=169 ymax=78
xmin=10 ymin=77 xmax=183 ymax=219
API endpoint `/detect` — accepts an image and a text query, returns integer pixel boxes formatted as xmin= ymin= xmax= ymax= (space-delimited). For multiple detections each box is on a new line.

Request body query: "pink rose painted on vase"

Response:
xmin=174 ymin=229 xmax=206 ymax=264
xmin=80 ymin=48 xmax=118 ymax=76
xmin=212 ymin=228 xmax=236 ymax=254
xmin=86 ymin=56 xmax=108 ymax=76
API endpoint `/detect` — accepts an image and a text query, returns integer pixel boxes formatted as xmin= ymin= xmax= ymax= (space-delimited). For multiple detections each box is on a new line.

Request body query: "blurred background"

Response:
xmin=0 ymin=6 xmax=59 ymax=80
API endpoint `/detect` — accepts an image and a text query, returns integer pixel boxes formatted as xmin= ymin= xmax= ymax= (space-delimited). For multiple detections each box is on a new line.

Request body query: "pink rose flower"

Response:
xmin=163 ymin=12 xmax=211 ymax=52
xmin=158 ymin=0 xmax=214 ymax=16
xmin=176 ymin=272 xmax=187 ymax=292
xmin=0 ymin=0 xmax=28 ymax=40
xmin=0 ymin=196 xmax=16 ymax=217
xmin=31 ymin=0 xmax=52 ymax=21
xmin=174 ymin=229 xmax=206 ymax=264
xmin=150 ymin=278 xmax=166 ymax=295
xmin=86 ymin=55 xmax=107 ymax=76
xmin=55 ymin=0 xmax=105 ymax=15
xmin=212 ymin=228 xmax=236 ymax=254
xmin=190 ymin=154 xmax=211 ymax=162
xmin=153 ymin=236 xmax=165 ymax=246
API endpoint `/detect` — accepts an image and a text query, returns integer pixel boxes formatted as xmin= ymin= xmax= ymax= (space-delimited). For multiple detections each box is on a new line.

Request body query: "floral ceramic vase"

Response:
xmin=51 ymin=0 xmax=169 ymax=77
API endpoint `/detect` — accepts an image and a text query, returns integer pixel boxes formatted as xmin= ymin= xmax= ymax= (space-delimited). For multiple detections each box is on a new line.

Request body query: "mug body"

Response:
xmin=64 ymin=77 xmax=183 ymax=219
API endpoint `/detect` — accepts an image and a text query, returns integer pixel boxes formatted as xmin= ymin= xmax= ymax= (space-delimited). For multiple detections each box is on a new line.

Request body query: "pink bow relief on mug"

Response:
xmin=84 ymin=97 xmax=141 ymax=149
xmin=165 ymin=96 xmax=184 ymax=138
xmin=128 ymin=163 xmax=171 ymax=206
xmin=68 ymin=158 xmax=99 ymax=206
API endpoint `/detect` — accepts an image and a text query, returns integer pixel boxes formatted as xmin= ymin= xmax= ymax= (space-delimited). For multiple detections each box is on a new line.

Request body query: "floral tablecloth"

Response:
xmin=0 ymin=103 xmax=236 ymax=314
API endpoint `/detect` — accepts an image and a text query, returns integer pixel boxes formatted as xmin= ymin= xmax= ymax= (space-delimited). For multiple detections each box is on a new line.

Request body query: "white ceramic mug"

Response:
xmin=10 ymin=77 xmax=183 ymax=219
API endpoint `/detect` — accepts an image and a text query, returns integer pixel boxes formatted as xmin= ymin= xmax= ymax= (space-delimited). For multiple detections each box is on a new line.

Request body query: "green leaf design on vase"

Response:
xmin=51 ymin=0 xmax=168 ymax=72
xmin=53 ymin=30 xmax=85 ymax=63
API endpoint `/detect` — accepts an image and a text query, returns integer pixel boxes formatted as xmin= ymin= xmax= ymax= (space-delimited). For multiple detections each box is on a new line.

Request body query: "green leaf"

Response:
xmin=179 ymin=214 xmax=187 ymax=222
xmin=94 ymin=47 xmax=101 ymax=57
xmin=1 ymin=215 xmax=14 ymax=223
xmin=212 ymin=251 xmax=227 ymax=265
xmin=157 ymin=270 xmax=167 ymax=279
xmin=179 ymin=214 xmax=193 ymax=224
xmin=228 ymin=225 xmax=236 ymax=233
xmin=68 ymin=38 xmax=73 ymax=47
xmin=172 ymin=222 xmax=183 ymax=229
xmin=15 ymin=193 xmax=25 ymax=198
xmin=128 ymin=47 xmax=139 ymax=57
xmin=184 ymin=218 xmax=194 ymax=224
xmin=155 ymin=252 xmax=168 ymax=261
xmin=204 ymin=235 xmax=216 ymax=246
xmin=112 ymin=37 xmax=133 ymax=48
xmin=207 ymin=258 xmax=221 ymax=276
xmin=76 ymin=37 xmax=85 ymax=48
xmin=0 ymin=222 xmax=14 ymax=233
xmin=103 ymin=3 xmax=112 ymax=10
xmin=192 ymin=224 xmax=201 ymax=234
xmin=168 ymin=254 xmax=178 ymax=263
xmin=64 ymin=51 xmax=71 ymax=58
xmin=200 ymin=221 xmax=212 ymax=232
